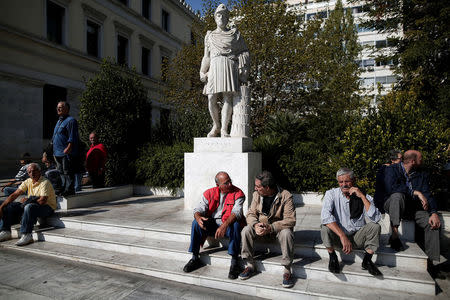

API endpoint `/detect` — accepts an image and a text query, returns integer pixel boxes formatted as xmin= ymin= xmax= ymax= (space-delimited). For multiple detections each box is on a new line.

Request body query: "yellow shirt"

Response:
xmin=18 ymin=177 xmax=57 ymax=210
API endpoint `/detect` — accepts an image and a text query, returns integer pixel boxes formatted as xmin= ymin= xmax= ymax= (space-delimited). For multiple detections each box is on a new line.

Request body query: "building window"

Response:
xmin=47 ymin=0 xmax=65 ymax=44
xmin=362 ymin=77 xmax=374 ymax=86
xmin=142 ymin=0 xmax=151 ymax=20
xmin=43 ymin=84 xmax=67 ymax=139
xmin=117 ymin=35 xmax=129 ymax=65
xmin=162 ymin=9 xmax=170 ymax=32
xmin=142 ymin=47 xmax=151 ymax=76
xmin=161 ymin=55 xmax=169 ymax=81
xmin=306 ymin=13 xmax=316 ymax=20
xmin=376 ymin=40 xmax=387 ymax=49
xmin=86 ymin=20 xmax=100 ymax=57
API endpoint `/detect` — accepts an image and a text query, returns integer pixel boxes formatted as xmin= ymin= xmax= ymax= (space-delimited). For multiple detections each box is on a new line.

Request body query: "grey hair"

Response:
xmin=27 ymin=162 xmax=41 ymax=172
xmin=58 ymin=101 xmax=70 ymax=110
xmin=255 ymin=170 xmax=276 ymax=189
xmin=336 ymin=167 xmax=354 ymax=180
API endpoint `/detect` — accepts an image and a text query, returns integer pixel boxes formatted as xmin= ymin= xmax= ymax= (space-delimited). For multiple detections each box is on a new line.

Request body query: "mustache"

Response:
xmin=342 ymin=185 xmax=351 ymax=189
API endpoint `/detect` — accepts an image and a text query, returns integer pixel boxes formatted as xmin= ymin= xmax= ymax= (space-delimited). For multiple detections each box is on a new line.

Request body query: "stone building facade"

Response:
xmin=0 ymin=0 xmax=198 ymax=175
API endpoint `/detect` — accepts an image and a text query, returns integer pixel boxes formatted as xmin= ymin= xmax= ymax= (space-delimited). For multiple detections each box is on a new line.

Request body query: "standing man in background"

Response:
xmin=52 ymin=101 xmax=79 ymax=196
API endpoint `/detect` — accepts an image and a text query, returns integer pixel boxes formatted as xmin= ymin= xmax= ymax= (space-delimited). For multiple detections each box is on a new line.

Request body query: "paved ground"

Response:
xmin=0 ymin=247 xmax=261 ymax=300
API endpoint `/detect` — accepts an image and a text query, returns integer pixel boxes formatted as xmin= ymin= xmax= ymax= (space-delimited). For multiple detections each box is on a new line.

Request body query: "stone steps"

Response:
xmin=0 ymin=240 xmax=430 ymax=300
xmin=57 ymin=216 xmax=429 ymax=271
xmin=9 ymin=225 xmax=434 ymax=295
xmin=56 ymin=185 xmax=133 ymax=210
xmin=1 ymin=196 xmax=438 ymax=298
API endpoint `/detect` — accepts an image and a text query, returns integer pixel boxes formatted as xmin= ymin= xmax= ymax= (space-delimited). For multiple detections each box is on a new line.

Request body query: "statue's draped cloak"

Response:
xmin=203 ymin=28 xmax=248 ymax=95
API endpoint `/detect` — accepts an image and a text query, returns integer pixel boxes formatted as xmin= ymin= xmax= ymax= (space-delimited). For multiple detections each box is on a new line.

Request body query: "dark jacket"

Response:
xmin=384 ymin=163 xmax=437 ymax=214
xmin=374 ymin=164 xmax=387 ymax=213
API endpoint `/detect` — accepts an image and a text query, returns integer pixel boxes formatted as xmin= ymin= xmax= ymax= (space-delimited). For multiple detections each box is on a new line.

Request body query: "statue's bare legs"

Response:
xmin=221 ymin=94 xmax=232 ymax=137
xmin=207 ymin=94 xmax=220 ymax=137
xmin=207 ymin=93 xmax=233 ymax=137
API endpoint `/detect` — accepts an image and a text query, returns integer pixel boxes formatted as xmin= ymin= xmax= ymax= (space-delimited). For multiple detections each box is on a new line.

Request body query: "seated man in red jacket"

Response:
xmin=86 ymin=132 xmax=107 ymax=188
xmin=183 ymin=171 xmax=245 ymax=279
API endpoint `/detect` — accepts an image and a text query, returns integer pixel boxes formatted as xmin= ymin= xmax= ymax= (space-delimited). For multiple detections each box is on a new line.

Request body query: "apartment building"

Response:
xmin=286 ymin=0 xmax=400 ymax=101
xmin=0 ymin=0 xmax=198 ymax=174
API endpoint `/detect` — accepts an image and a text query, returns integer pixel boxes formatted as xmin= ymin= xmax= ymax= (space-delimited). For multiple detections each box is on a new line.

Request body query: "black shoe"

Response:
xmin=183 ymin=258 xmax=203 ymax=273
xmin=389 ymin=236 xmax=404 ymax=251
xmin=362 ymin=259 xmax=382 ymax=276
xmin=328 ymin=254 xmax=340 ymax=274
xmin=61 ymin=191 xmax=75 ymax=197
xmin=228 ymin=264 xmax=241 ymax=279
xmin=427 ymin=259 xmax=446 ymax=280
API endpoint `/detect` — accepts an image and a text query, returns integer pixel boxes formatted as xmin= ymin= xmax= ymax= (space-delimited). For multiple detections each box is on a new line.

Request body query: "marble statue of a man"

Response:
xmin=200 ymin=4 xmax=250 ymax=138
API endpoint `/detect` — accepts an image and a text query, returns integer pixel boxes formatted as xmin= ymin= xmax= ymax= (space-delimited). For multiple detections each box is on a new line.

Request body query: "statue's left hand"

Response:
xmin=200 ymin=71 xmax=208 ymax=82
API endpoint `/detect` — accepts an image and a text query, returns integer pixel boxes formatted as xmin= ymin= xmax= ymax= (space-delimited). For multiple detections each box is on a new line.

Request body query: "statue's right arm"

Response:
xmin=200 ymin=32 xmax=211 ymax=82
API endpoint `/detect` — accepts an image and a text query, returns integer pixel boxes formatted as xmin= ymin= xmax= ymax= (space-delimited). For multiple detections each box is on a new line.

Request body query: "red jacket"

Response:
xmin=86 ymin=143 xmax=107 ymax=174
xmin=203 ymin=185 xmax=244 ymax=223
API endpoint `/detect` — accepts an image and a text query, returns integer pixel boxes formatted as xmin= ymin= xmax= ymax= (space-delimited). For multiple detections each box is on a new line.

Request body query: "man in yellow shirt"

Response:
xmin=0 ymin=163 xmax=56 ymax=246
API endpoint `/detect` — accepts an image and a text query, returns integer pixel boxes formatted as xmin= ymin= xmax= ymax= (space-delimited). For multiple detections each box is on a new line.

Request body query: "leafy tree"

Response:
xmin=354 ymin=0 xmax=450 ymax=121
xmin=79 ymin=59 xmax=151 ymax=186
xmin=159 ymin=0 xmax=363 ymax=192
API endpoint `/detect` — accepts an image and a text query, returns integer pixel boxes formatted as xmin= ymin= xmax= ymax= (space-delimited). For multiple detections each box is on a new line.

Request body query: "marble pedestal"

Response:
xmin=184 ymin=137 xmax=262 ymax=215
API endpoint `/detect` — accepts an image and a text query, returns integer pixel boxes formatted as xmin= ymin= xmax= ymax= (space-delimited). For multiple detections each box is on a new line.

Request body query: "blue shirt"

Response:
xmin=52 ymin=115 xmax=79 ymax=157
xmin=321 ymin=187 xmax=381 ymax=235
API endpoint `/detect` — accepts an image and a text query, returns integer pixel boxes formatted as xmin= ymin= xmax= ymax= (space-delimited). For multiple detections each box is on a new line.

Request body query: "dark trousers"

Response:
xmin=385 ymin=192 xmax=440 ymax=261
xmin=188 ymin=218 xmax=241 ymax=257
xmin=1 ymin=202 xmax=53 ymax=234
xmin=54 ymin=155 xmax=75 ymax=195
xmin=89 ymin=171 xmax=105 ymax=188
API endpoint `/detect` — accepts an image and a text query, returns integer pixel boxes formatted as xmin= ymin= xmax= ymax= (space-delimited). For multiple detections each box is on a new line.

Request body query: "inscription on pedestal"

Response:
xmin=194 ymin=137 xmax=253 ymax=153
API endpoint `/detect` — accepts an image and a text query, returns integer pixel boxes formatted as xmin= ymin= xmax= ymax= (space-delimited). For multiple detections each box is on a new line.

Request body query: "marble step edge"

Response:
xmin=0 ymin=241 xmax=358 ymax=300
xmin=54 ymin=219 xmax=429 ymax=268
xmin=35 ymin=229 xmax=435 ymax=293
xmin=57 ymin=218 xmax=427 ymax=258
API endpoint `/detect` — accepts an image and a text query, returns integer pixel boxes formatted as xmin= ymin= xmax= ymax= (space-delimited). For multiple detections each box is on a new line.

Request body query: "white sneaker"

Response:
xmin=0 ymin=231 xmax=12 ymax=242
xmin=15 ymin=233 xmax=33 ymax=246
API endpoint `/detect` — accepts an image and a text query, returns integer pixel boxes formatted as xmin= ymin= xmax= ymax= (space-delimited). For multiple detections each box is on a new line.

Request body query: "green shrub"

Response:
xmin=79 ymin=59 xmax=151 ymax=186
xmin=135 ymin=142 xmax=193 ymax=193
xmin=339 ymin=90 xmax=449 ymax=195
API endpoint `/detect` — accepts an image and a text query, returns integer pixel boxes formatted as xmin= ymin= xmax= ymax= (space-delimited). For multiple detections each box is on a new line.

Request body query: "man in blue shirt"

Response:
xmin=383 ymin=150 xmax=440 ymax=263
xmin=52 ymin=101 xmax=79 ymax=196
xmin=321 ymin=168 xmax=382 ymax=276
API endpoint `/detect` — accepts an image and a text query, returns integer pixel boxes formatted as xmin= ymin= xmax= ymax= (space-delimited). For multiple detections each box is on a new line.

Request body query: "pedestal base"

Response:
xmin=184 ymin=138 xmax=262 ymax=215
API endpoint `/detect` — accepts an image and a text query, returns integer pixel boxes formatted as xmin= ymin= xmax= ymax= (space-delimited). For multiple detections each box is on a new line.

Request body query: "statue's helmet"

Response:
xmin=215 ymin=4 xmax=229 ymax=17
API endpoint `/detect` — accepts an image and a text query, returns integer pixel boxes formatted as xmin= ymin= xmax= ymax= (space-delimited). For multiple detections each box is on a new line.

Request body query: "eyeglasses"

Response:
xmin=220 ymin=180 xmax=232 ymax=186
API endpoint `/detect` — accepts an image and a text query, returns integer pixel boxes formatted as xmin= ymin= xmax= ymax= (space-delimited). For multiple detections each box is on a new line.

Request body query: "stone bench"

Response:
xmin=380 ymin=213 xmax=415 ymax=242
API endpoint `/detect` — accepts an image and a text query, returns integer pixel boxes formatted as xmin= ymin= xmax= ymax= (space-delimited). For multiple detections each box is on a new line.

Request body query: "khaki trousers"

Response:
xmin=241 ymin=225 xmax=294 ymax=267
xmin=321 ymin=222 xmax=381 ymax=252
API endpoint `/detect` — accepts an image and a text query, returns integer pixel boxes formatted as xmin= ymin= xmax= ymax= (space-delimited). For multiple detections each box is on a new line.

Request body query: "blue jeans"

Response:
xmin=3 ymin=186 xmax=18 ymax=197
xmin=188 ymin=218 xmax=241 ymax=257
xmin=74 ymin=173 xmax=82 ymax=192
xmin=54 ymin=155 xmax=75 ymax=195
xmin=1 ymin=202 xmax=54 ymax=233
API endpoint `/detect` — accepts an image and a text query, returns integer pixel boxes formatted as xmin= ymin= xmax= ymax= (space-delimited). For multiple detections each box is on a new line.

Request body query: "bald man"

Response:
xmin=183 ymin=172 xmax=245 ymax=279
xmin=383 ymin=150 xmax=441 ymax=276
